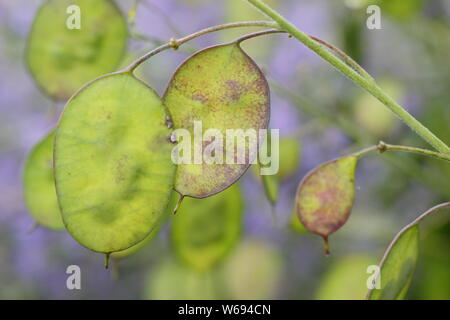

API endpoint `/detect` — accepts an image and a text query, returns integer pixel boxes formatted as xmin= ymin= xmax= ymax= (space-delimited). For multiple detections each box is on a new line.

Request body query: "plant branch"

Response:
xmin=235 ymin=29 xmax=286 ymax=44
xmin=246 ymin=0 xmax=450 ymax=154
xmin=353 ymin=141 xmax=450 ymax=163
xmin=123 ymin=21 xmax=277 ymax=72
xmin=377 ymin=141 xmax=450 ymax=163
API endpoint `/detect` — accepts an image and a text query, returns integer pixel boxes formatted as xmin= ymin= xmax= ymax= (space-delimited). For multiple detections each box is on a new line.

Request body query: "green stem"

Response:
xmin=378 ymin=141 xmax=450 ymax=163
xmin=353 ymin=145 xmax=379 ymax=158
xmin=246 ymin=0 xmax=450 ymax=154
xmin=235 ymin=29 xmax=286 ymax=44
xmin=353 ymin=141 xmax=450 ymax=163
xmin=124 ymin=21 xmax=277 ymax=72
xmin=308 ymin=35 xmax=374 ymax=81
xmin=104 ymin=253 xmax=111 ymax=269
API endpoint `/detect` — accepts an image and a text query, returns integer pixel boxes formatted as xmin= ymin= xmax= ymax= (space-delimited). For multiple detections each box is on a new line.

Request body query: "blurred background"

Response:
xmin=0 ymin=0 xmax=449 ymax=299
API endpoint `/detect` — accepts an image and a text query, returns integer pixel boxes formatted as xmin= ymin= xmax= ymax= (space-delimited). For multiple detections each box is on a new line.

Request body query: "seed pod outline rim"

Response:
xmin=53 ymin=70 xmax=175 ymax=254
xmin=162 ymin=40 xmax=271 ymax=199
xmin=25 ymin=0 xmax=128 ymax=101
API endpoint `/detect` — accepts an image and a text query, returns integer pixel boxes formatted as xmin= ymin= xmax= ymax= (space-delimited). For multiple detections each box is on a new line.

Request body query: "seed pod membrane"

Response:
xmin=26 ymin=0 xmax=127 ymax=100
xmin=295 ymin=156 xmax=358 ymax=253
xmin=54 ymin=73 xmax=175 ymax=254
xmin=163 ymin=42 xmax=270 ymax=198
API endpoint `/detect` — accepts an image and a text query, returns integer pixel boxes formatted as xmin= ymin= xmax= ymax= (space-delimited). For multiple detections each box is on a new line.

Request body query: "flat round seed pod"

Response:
xmin=171 ymin=184 xmax=243 ymax=271
xmin=23 ymin=130 xmax=64 ymax=230
xmin=26 ymin=0 xmax=127 ymax=101
xmin=163 ymin=42 xmax=270 ymax=198
xmin=54 ymin=72 xmax=175 ymax=254
xmin=295 ymin=156 xmax=358 ymax=254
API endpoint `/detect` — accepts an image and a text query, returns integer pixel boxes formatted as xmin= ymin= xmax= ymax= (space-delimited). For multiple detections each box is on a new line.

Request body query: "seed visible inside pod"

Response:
xmin=295 ymin=156 xmax=358 ymax=254
xmin=54 ymin=72 xmax=175 ymax=255
xmin=163 ymin=42 xmax=270 ymax=200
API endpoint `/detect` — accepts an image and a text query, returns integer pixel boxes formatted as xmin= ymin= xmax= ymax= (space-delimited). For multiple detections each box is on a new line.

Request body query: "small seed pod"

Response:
xmin=295 ymin=155 xmax=358 ymax=254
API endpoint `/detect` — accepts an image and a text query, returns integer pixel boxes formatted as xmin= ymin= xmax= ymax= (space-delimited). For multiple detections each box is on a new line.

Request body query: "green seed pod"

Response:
xmin=26 ymin=0 xmax=127 ymax=100
xmin=295 ymin=156 xmax=358 ymax=254
xmin=23 ymin=130 xmax=64 ymax=230
xmin=163 ymin=42 xmax=270 ymax=199
xmin=54 ymin=73 xmax=175 ymax=254
xmin=367 ymin=226 xmax=419 ymax=300
xmin=368 ymin=203 xmax=450 ymax=299
xmin=171 ymin=184 xmax=243 ymax=271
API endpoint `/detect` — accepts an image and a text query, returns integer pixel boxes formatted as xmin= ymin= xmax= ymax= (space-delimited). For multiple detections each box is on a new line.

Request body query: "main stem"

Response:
xmin=246 ymin=0 xmax=450 ymax=154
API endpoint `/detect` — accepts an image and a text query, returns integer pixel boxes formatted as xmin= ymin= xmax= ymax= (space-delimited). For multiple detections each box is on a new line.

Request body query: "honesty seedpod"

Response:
xmin=367 ymin=203 xmax=450 ymax=300
xmin=54 ymin=72 xmax=175 ymax=255
xmin=26 ymin=0 xmax=127 ymax=100
xmin=295 ymin=155 xmax=358 ymax=254
xmin=23 ymin=130 xmax=64 ymax=230
xmin=171 ymin=184 xmax=243 ymax=271
xmin=163 ymin=41 xmax=270 ymax=200
xmin=368 ymin=226 xmax=419 ymax=300
xmin=23 ymin=130 xmax=171 ymax=260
